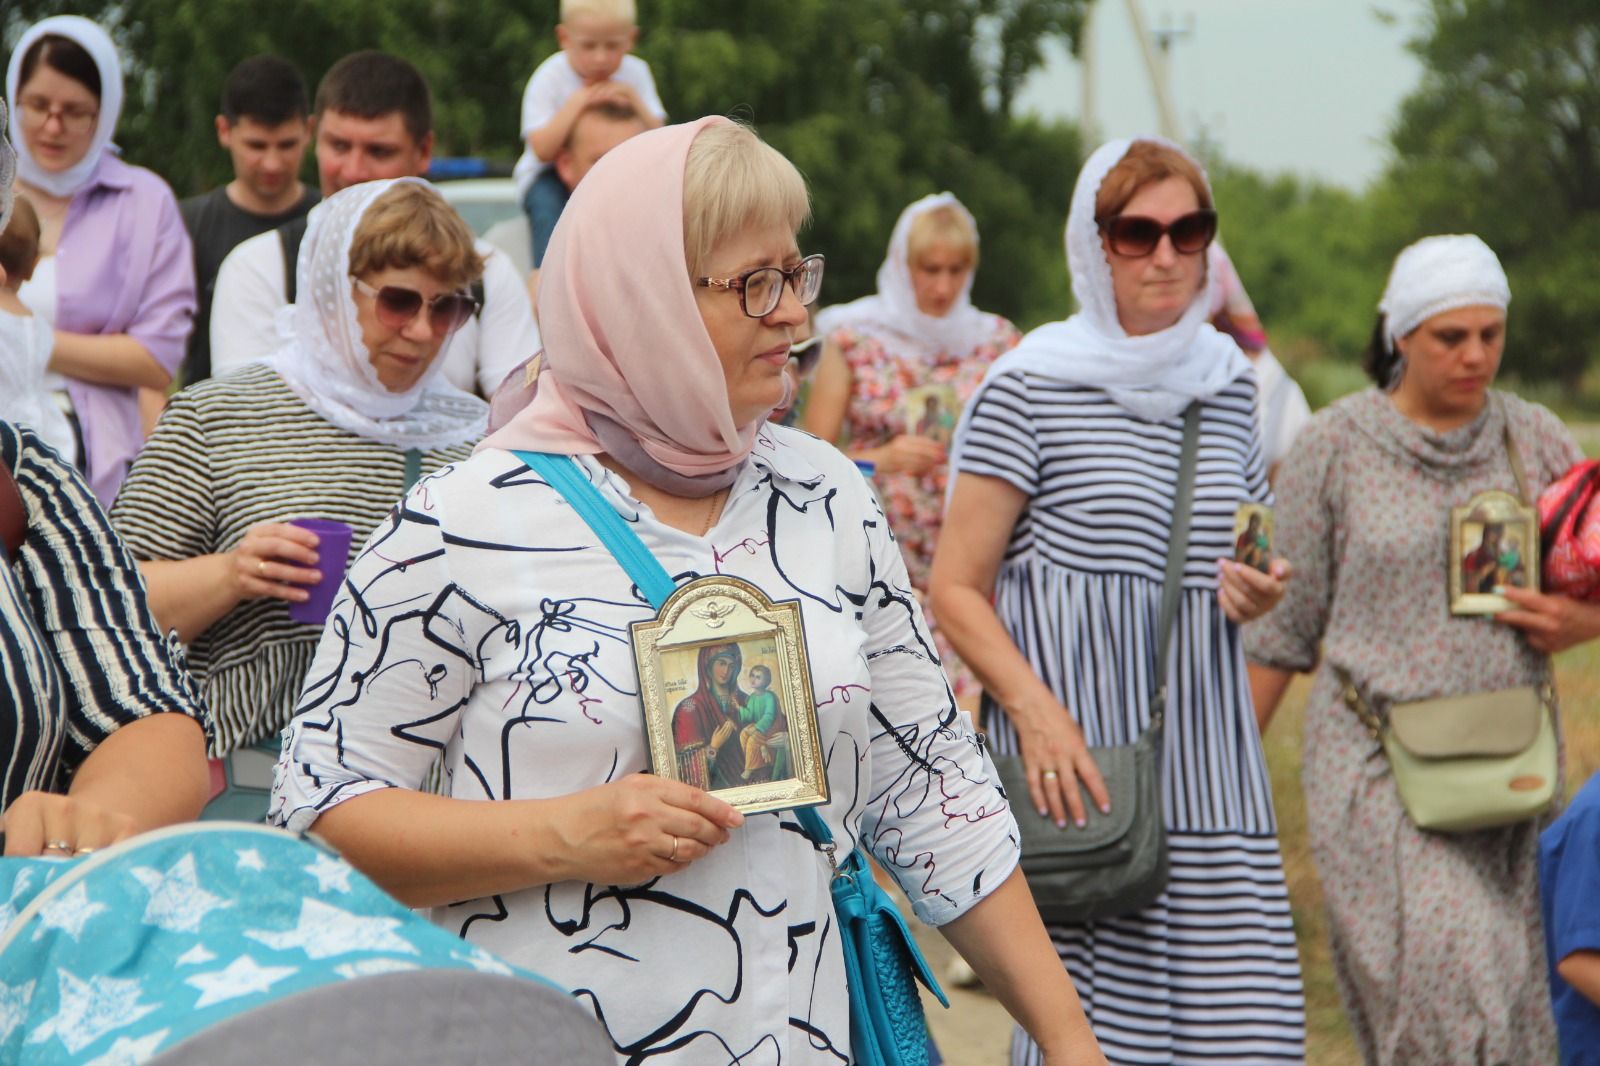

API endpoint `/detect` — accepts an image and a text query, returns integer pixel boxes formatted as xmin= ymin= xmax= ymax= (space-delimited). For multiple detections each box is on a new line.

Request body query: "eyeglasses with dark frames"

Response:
xmin=17 ymin=95 xmax=99 ymax=134
xmin=350 ymin=276 xmax=480 ymax=339
xmin=697 ymin=254 xmax=825 ymax=318
xmin=1098 ymin=209 xmax=1218 ymax=258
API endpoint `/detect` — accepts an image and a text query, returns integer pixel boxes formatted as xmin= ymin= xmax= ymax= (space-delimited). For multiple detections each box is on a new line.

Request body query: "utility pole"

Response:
xmin=1122 ymin=0 xmax=1192 ymax=142
xmin=1080 ymin=1 xmax=1099 ymax=142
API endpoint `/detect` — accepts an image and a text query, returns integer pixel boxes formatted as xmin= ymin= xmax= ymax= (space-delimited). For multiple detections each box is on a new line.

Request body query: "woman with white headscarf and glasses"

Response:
xmin=270 ymin=118 xmax=1105 ymax=1065
xmin=930 ymin=138 xmax=1308 ymax=1061
xmin=0 ymin=100 xmax=211 ymax=857
xmin=1247 ymin=236 xmax=1600 ymax=1062
xmin=803 ymin=193 xmax=1020 ymax=701
xmin=110 ymin=178 xmax=486 ymax=775
xmin=5 ymin=15 xmax=196 ymax=504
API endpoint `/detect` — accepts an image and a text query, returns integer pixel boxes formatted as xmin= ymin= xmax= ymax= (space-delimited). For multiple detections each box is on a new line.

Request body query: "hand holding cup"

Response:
xmin=232 ymin=521 xmax=324 ymax=605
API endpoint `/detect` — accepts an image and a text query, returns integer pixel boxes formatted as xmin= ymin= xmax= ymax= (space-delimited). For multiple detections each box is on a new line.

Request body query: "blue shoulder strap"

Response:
xmin=515 ymin=451 xmax=838 ymax=850
xmin=513 ymin=451 xmax=678 ymax=611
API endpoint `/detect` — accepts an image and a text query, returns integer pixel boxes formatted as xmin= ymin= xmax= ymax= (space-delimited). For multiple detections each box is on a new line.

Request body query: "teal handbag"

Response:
xmin=513 ymin=450 xmax=948 ymax=1066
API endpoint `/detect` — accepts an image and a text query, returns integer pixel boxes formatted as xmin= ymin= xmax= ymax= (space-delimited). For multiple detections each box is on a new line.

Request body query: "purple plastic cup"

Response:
xmin=286 ymin=518 xmax=354 ymax=625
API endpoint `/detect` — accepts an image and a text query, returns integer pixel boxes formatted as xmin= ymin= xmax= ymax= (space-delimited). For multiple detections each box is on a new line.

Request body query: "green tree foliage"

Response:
xmin=3 ymin=0 xmax=1087 ymax=329
xmin=1205 ymin=0 xmax=1600 ymax=409
xmin=1380 ymin=0 xmax=1600 ymax=389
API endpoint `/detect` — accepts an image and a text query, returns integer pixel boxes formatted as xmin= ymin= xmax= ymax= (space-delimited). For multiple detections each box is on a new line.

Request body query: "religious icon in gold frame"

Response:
xmin=1450 ymin=489 xmax=1539 ymax=615
xmin=632 ymin=576 xmax=828 ymax=815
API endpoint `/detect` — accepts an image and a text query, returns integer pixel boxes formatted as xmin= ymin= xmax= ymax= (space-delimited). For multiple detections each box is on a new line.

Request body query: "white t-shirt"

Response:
xmin=1250 ymin=348 xmax=1312 ymax=472
xmin=0 ymin=309 xmax=77 ymax=464
xmin=511 ymin=52 xmax=666 ymax=198
xmin=208 ymin=229 xmax=539 ymax=399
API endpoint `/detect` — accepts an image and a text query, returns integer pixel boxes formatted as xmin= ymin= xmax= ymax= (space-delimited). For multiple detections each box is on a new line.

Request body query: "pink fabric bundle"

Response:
xmin=1539 ymin=460 xmax=1600 ymax=601
xmin=480 ymin=116 xmax=756 ymax=488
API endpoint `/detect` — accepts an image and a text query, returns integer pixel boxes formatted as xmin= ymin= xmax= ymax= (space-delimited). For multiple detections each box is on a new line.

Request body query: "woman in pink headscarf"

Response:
xmin=271 ymin=117 xmax=1103 ymax=1064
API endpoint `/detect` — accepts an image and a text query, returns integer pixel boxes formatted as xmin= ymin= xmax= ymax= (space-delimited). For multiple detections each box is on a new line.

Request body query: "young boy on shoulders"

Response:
xmin=512 ymin=0 xmax=665 ymax=269
xmin=1541 ymin=770 xmax=1600 ymax=1065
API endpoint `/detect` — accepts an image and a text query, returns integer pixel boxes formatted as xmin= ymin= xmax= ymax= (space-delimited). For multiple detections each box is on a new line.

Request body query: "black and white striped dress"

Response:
xmin=0 ymin=421 xmax=208 ymax=807
xmin=110 ymin=364 xmax=473 ymax=755
xmin=958 ymin=369 xmax=1306 ymax=1064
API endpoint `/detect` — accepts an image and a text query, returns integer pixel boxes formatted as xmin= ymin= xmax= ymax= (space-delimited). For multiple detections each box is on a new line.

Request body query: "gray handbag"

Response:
xmin=990 ymin=400 xmax=1199 ymax=925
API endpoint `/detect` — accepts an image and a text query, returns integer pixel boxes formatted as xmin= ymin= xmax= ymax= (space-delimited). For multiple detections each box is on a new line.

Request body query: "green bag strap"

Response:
xmin=1150 ymin=401 xmax=1202 ymax=732
xmin=403 ymin=448 xmax=424 ymax=492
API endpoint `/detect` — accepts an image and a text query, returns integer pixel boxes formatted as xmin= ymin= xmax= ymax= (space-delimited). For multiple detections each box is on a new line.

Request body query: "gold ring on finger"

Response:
xmin=1041 ymin=770 xmax=1060 ymax=780
xmin=73 ymin=846 xmax=97 ymax=856
xmin=258 ymin=558 xmax=267 ymax=575
xmin=668 ymin=835 xmax=681 ymax=863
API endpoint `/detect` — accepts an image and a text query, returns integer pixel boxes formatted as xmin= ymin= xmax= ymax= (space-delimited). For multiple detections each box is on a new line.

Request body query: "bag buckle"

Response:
xmin=818 ymin=840 xmax=839 ymax=874
xmin=1342 ymin=681 xmax=1382 ymax=740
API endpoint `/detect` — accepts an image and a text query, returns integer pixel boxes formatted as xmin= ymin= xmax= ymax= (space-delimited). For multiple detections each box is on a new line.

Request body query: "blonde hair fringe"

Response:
xmin=682 ymin=121 xmax=811 ymax=278
xmin=348 ymin=183 xmax=485 ymax=291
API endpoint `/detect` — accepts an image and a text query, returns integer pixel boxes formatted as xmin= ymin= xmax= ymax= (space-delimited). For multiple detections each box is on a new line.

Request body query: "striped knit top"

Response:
xmin=958 ymin=367 xmax=1277 ymax=832
xmin=0 ymin=421 xmax=208 ymax=808
xmin=111 ymin=364 xmax=473 ymax=755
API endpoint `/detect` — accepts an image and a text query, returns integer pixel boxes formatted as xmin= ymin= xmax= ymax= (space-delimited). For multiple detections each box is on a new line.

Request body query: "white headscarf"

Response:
xmin=961 ymin=137 xmax=1247 ymax=424
xmin=1379 ymin=234 xmax=1510 ymax=353
xmin=264 ymin=177 xmax=487 ymax=449
xmin=815 ymin=192 xmax=995 ymax=359
xmin=5 ymin=16 xmax=123 ymax=199
xmin=0 ymin=100 xmax=15 ymax=231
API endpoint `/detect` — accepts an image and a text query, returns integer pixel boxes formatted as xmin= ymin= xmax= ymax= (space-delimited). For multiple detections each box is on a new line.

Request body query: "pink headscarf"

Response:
xmin=480 ymin=116 xmax=754 ymax=496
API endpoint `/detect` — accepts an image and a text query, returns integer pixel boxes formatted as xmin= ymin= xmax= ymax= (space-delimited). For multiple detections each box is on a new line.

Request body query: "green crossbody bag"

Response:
xmin=1336 ymin=424 xmax=1558 ymax=833
xmin=989 ymin=401 xmax=1200 ymax=924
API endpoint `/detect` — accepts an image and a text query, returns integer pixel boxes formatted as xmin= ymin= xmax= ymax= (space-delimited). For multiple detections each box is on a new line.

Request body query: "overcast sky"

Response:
xmin=1015 ymin=0 xmax=1426 ymax=189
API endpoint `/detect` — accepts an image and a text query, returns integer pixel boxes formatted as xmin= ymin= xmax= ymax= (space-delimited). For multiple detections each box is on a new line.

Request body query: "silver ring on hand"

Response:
xmin=668 ymin=836 xmax=681 ymax=863
xmin=1040 ymin=769 xmax=1060 ymax=780
xmin=43 ymin=839 xmax=73 ymax=854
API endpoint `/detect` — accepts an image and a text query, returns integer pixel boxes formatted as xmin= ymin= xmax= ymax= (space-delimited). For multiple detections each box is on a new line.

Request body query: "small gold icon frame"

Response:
xmin=631 ymin=576 xmax=828 ymax=815
xmin=1450 ymin=489 xmax=1540 ymax=615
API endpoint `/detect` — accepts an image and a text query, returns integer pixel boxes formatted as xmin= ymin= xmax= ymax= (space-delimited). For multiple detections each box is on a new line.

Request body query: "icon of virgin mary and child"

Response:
xmin=672 ymin=643 xmax=790 ymax=791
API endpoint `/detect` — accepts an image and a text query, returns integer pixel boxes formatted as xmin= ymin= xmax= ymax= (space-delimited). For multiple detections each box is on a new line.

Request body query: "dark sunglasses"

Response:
xmin=350 ymin=276 xmax=480 ymax=338
xmin=1098 ymin=209 xmax=1218 ymax=258
xmin=789 ymin=334 xmax=823 ymax=375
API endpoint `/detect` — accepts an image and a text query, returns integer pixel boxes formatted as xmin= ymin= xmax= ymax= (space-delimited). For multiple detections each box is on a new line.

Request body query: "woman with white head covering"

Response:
xmin=270 ymin=118 xmax=1105 ymax=1064
xmin=930 ymin=137 xmax=1308 ymax=1060
xmin=6 ymin=16 xmax=196 ymax=503
xmin=1248 ymin=235 xmax=1600 ymax=1062
xmin=110 ymin=177 xmax=486 ymax=775
xmin=802 ymin=192 xmax=1020 ymax=701
xmin=0 ymin=100 xmax=211 ymax=856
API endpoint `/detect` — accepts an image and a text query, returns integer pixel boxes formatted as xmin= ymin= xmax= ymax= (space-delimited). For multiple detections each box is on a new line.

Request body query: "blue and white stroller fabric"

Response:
xmin=0 ymin=823 xmax=572 ymax=1064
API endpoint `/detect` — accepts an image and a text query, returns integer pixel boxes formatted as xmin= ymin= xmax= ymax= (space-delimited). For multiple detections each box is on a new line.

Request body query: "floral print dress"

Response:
xmin=1246 ymin=388 xmax=1583 ymax=1064
xmin=829 ymin=314 xmax=1021 ymax=698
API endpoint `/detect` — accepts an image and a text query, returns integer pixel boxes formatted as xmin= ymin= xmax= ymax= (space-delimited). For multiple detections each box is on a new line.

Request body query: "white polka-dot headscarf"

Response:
xmin=264 ymin=177 xmax=487 ymax=449
xmin=0 ymin=99 xmax=16 ymax=233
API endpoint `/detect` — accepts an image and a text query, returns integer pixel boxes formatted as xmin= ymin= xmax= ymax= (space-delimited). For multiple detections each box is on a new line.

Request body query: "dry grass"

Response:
xmin=1265 ymin=641 xmax=1600 ymax=1064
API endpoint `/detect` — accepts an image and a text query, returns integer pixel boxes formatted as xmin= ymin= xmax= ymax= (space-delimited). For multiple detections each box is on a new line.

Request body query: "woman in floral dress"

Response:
xmin=1248 ymin=235 xmax=1600 ymax=1063
xmin=803 ymin=193 xmax=1019 ymax=699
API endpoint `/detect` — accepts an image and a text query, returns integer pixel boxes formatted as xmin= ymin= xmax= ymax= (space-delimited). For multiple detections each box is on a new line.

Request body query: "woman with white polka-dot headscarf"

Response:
xmin=110 ymin=179 xmax=489 ymax=803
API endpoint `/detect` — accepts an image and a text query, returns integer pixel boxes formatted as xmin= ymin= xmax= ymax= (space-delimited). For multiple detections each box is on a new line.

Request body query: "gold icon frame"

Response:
xmin=1450 ymin=489 xmax=1540 ymax=616
xmin=631 ymin=576 xmax=828 ymax=815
